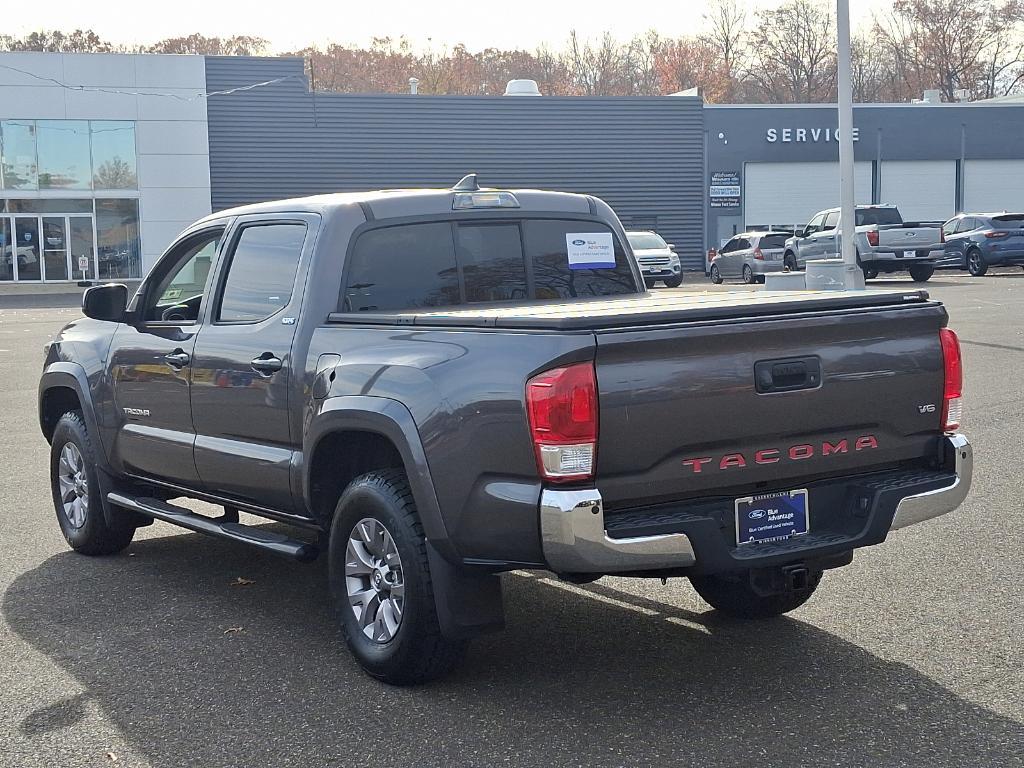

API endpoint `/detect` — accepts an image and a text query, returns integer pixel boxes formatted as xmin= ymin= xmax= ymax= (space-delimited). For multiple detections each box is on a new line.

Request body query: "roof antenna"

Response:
xmin=453 ymin=173 xmax=480 ymax=191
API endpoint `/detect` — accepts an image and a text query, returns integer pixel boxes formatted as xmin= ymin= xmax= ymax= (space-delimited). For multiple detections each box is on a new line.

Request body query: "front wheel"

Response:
xmin=690 ymin=569 xmax=822 ymax=619
xmin=329 ymin=470 xmax=466 ymax=685
xmin=967 ymin=248 xmax=988 ymax=276
xmin=50 ymin=411 xmax=134 ymax=555
xmin=709 ymin=264 xmax=723 ymax=284
xmin=783 ymin=253 xmax=797 ymax=272
xmin=909 ymin=264 xmax=934 ymax=282
xmin=643 ymin=278 xmax=658 ymax=289
xmin=663 ymin=275 xmax=683 ymax=288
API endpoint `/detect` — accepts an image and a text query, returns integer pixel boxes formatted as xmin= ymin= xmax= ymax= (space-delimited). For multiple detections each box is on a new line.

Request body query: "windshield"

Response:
xmin=856 ymin=208 xmax=903 ymax=226
xmin=627 ymin=232 xmax=668 ymax=250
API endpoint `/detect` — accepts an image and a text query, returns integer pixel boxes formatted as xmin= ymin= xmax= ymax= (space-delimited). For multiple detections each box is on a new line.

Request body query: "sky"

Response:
xmin=4 ymin=0 xmax=890 ymax=53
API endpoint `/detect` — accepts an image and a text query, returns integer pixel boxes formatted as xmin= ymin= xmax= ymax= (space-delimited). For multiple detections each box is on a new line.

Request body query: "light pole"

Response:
xmin=836 ymin=0 xmax=865 ymax=289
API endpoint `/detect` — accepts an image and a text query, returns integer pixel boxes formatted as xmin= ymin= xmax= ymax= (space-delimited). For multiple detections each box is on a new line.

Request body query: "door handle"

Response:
xmin=164 ymin=350 xmax=191 ymax=369
xmin=251 ymin=353 xmax=283 ymax=376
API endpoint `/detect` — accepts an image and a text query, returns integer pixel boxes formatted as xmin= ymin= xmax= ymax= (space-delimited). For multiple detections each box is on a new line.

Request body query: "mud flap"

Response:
xmin=426 ymin=542 xmax=505 ymax=639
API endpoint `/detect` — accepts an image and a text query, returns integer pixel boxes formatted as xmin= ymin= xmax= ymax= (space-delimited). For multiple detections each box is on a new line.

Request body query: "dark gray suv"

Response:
xmin=941 ymin=212 xmax=1024 ymax=276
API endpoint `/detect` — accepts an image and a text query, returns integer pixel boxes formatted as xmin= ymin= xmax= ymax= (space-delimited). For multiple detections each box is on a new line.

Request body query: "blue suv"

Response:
xmin=940 ymin=213 xmax=1024 ymax=276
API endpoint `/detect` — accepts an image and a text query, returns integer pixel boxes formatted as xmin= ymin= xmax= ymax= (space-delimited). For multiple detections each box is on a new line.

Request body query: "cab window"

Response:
xmin=142 ymin=230 xmax=222 ymax=323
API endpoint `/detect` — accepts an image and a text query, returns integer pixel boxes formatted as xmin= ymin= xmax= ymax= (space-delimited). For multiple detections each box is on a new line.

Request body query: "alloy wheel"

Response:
xmin=57 ymin=442 xmax=89 ymax=529
xmin=345 ymin=518 xmax=405 ymax=642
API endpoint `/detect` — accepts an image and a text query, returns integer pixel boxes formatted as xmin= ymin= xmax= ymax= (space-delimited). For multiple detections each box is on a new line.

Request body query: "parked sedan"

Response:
xmin=626 ymin=230 xmax=683 ymax=288
xmin=709 ymin=231 xmax=789 ymax=284
xmin=941 ymin=213 xmax=1024 ymax=276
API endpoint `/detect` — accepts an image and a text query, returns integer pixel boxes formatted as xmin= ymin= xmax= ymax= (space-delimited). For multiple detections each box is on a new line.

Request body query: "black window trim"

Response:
xmin=211 ymin=217 xmax=310 ymax=326
xmin=337 ymin=211 xmax=640 ymax=315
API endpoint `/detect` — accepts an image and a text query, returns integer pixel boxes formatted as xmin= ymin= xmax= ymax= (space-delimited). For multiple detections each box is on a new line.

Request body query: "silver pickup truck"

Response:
xmin=783 ymin=205 xmax=944 ymax=282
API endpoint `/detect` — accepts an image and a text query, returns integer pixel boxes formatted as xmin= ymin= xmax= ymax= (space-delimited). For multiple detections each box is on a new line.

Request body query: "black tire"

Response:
xmin=329 ymin=469 xmax=466 ymax=685
xmin=862 ymin=266 xmax=879 ymax=280
xmin=643 ymin=278 xmax=658 ymax=289
xmin=49 ymin=411 xmax=134 ymax=556
xmin=690 ymin=569 xmax=822 ymax=619
xmin=710 ymin=264 xmax=723 ymax=284
xmin=783 ymin=253 xmax=797 ymax=272
xmin=909 ymin=264 xmax=934 ymax=282
xmin=663 ymin=275 xmax=683 ymax=288
xmin=741 ymin=264 xmax=755 ymax=284
xmin=967 ymin=248 xmax=988 ymax=277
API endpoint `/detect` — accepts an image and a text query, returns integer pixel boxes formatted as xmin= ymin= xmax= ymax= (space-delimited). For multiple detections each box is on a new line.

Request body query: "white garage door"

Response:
xmin=964 ymin=160 xmax=1024 ymax=213
xmin=880 ymin=161 xmax=956 ymax=222
xmin=744 ymin=161 xmax=872 ymax=228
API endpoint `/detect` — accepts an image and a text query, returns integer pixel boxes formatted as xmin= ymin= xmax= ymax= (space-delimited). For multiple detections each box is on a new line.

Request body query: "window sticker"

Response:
xmin=566 ymin=232 xmax=615 ymax=270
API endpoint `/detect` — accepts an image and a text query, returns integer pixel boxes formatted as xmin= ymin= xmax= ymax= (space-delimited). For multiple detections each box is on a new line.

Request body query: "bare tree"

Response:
xmin=146 ymin=34 xmax=269 ymax=56
xmin=874 ymin=0 xmax=1024 ymax=100
xmin=0 ymin=29 xmax=114 ymax=52
xmin=747 ymin=0 xmax=837 ymax=103
xmin=701 ymin=0 xmax=747 ymax=99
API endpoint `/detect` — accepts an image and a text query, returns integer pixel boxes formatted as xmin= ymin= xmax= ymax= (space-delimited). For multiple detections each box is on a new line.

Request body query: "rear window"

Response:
xmin=856 ymin=208 xmax=903 ymax=226
xmin=993 ymin=214 xmax=1024 ymax=228
xmin=759 ymin=233 xmax=789 ymax=248
xmin=340 ymin=218 xmax=638 ymax=311
xmin=342 ymin=222 xmax=460 ymax=312
xmin=627 ymin=232 xmax=667 ymax=250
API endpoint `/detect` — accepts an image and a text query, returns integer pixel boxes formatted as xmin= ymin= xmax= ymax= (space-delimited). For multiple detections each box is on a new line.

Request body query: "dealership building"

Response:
xmin=2 ymin=51 xmax=1023 ymax=286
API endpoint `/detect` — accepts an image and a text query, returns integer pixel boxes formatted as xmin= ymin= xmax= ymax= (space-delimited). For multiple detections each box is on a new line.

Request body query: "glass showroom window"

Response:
xmin=0 ymin=121 xmax=38 ymax=190
xmin=96 ymin=199 xmax=141 ymax=279
xmin=91 ymin=121 xmax=137 ymax=190
xmin=36 ymin=121 xmax=91 ymax=190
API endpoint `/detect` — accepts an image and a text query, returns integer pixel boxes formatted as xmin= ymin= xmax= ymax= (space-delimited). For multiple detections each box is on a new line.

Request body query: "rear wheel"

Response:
xmin=909 ymin=264 xmax=934 ymax=282
xmin=862 ymin=266 xmax=879 ymax=280
xmin=329 ymin=470 xmax=466 ymax=685
xmin=663 ymin=275 xmax=683 ymax=288
xmin=690 ymin=569 xmax=822 ymax=619
xmin=967 ymin=248 xmax=988 ymax=276
xmin=710 ymin=264 xmax=723 ymax=284
xmin=741 ymin=264 xmax=755 ymax=284
xmin=49 ymin=411 xmax=134 ymax=555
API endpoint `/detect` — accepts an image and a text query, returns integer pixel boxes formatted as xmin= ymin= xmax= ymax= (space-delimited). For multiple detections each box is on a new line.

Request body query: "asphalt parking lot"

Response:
xmin=1 ymin=272 xmax=1022 ymax=768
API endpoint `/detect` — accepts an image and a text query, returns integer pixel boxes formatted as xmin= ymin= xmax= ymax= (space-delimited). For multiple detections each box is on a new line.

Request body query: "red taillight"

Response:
xmin=867 ymin=230 xmax=879 ymax=247
xmin=940 ymin=328 xmax=963 ymax=431
xmin=526 ymin=362 xmax=597 ymax=482
xmin=984 ymin=231 xmax=1009 ymax=239
xmin=753 ymin=247 xmax=764 ymax=260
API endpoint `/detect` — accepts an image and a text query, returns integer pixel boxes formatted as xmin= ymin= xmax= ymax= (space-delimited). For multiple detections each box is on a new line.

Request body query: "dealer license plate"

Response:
xmin=735 ymin=489 xmax=809 ymax=545
xmin=903 ymin=250 xmax=915 ymax=258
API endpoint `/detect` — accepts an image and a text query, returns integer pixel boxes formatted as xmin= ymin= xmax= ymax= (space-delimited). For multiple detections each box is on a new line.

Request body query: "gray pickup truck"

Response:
xmin=39 ymin=178 xmax=972 ymax=684
xmin=784 ymin=205 xmax=944 ymax=282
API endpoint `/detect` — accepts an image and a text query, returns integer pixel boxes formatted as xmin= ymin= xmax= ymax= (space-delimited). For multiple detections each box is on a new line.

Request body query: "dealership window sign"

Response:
xmin=709 ymin=171 xmax=740 ymax=208
xmin=766 ymin=127 xmax=860 ymax=143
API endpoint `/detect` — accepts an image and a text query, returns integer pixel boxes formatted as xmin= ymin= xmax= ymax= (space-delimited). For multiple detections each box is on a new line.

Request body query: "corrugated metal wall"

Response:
xmin=205 ymin=57 xmax=706 ymax=269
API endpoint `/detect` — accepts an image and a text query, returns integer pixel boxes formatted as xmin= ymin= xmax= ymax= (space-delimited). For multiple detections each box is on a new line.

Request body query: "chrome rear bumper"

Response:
xmin=890 ymin=433 xmax=972 ymax=530
xmin=540 ymin=489 xmax=696 ymax=574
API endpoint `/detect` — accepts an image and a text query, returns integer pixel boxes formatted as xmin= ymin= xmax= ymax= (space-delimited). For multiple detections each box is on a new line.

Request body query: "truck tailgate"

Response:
xmin=877 ymin=227 xmax=941 ymax=249
xmin=594 ymin=301 xmax=948 ymax=509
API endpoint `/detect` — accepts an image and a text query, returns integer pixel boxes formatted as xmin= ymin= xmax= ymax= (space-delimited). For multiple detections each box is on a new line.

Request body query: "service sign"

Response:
xmin=565 ymin=232 xmax=615 ymax=269
xmin=709 ymin=171 xmax=740 ymax=208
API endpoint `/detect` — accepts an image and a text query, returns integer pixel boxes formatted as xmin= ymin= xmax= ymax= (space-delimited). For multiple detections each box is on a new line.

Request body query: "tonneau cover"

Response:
xmin=327 ymin=289 xmax=933 ymax=330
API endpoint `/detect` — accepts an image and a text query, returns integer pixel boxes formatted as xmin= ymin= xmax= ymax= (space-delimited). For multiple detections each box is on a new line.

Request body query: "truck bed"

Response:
xmin=327 ymin=289 xmax=935 ymax=330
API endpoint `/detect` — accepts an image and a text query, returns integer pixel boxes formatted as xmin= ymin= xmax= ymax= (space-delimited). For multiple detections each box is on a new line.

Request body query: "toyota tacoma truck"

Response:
xmin=784 ymin=204 xmax=944 ymax=281
xmin=39 ymin=177 xmax=972 ymax=684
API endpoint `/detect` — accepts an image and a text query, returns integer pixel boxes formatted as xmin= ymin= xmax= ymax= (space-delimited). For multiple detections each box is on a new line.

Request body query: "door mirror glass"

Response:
xmin=82 ymin=283 xmax=128 ymax=322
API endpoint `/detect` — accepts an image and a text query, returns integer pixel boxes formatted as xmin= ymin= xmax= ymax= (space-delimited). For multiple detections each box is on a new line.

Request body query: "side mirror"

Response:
xmin=82 ymin=283 xmax=128 ymax=322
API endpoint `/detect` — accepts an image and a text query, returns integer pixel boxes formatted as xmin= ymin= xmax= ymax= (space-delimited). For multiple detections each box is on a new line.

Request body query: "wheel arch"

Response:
xmin=303 ymin=396 xmax=454 ymax=561
xmin=38 ymin=363 xmax=111 ymax=471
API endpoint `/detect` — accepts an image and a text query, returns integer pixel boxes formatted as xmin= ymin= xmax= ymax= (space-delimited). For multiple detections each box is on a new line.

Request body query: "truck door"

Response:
xmin=189 ymin=214 xmax=315 ymax=513
xmin=798 ymin=213 xmax=827 ymax=264
xmin=108 ymin=226 xmax=225 ymax=486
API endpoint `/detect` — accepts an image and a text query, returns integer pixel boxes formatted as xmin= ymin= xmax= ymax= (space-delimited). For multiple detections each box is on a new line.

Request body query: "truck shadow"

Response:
xmin=4 ymin=531 xmax=1022 ymax=767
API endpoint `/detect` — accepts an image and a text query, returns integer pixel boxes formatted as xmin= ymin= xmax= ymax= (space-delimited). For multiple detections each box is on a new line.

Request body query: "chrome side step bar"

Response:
xmin=107 ymin=492 xmax=319 ymax=562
